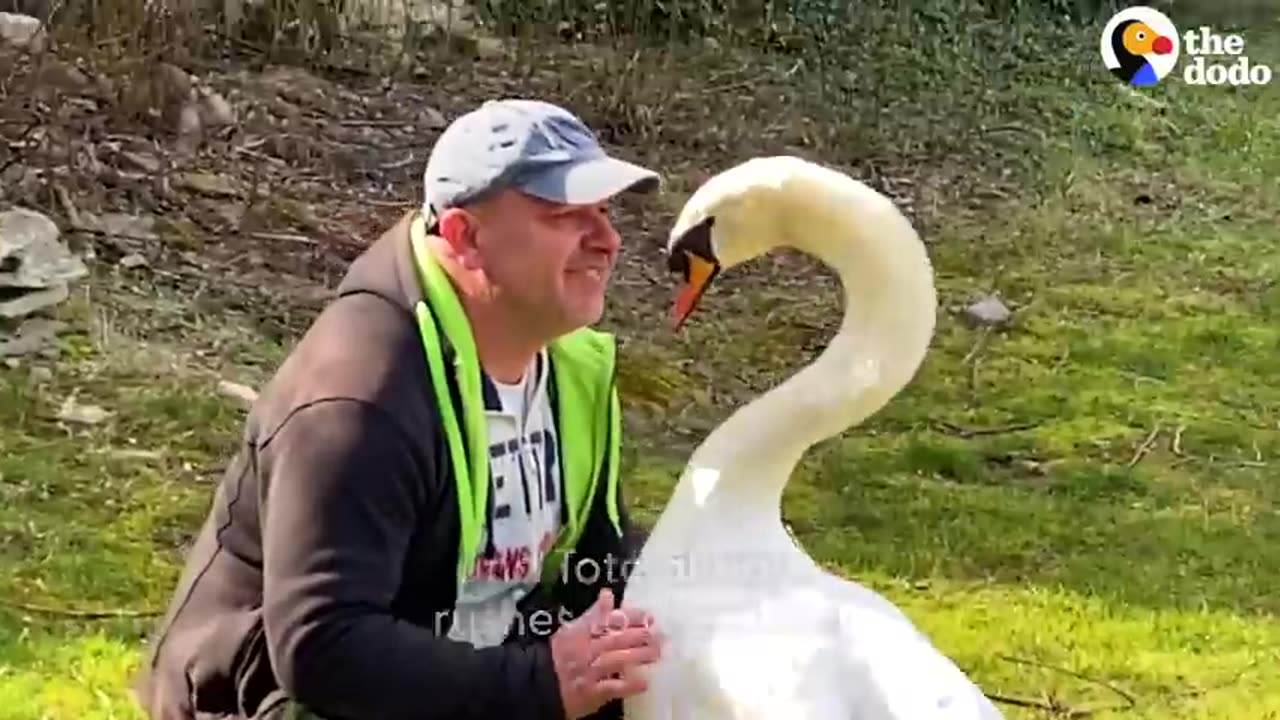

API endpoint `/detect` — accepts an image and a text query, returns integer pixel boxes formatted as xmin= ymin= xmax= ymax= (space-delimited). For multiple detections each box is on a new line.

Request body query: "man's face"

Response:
xmin=468 ymin=189 xmax=623 ymax=337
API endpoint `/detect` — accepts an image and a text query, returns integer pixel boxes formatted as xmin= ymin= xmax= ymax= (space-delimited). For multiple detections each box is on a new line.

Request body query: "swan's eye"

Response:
xmin=667 ymin=215 xmax=718 ymax=281
xmin=668 ymin=248 xmax=689 ymax=279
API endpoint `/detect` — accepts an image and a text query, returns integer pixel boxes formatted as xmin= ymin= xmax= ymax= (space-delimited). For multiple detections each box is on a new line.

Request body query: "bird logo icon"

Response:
xmin=1100 ymin=6 xmax=1180 ymax=86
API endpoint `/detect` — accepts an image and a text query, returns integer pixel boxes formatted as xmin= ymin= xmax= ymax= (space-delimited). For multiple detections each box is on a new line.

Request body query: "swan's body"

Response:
xmin=621 ymin=156 xmax=1003 ymax=719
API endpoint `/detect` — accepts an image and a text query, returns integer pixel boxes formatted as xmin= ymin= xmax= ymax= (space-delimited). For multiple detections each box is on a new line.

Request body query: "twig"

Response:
xmin=1127 ymin=424 xmax=1162 ymax=468
xmin=250 ymin=231 xmax=315 ymax=245
xmin=233 ymin=144 xmax=287 ymax=166
xmin=997 ymin=654 xmax=1137 ymax=708
xmin=379 ymin=154 xmax=417 ymax=171
xmin=64 ymin=224 xmax=159 ymax=246
xmin=337 ymin=119 xmax=407 ymax=127
xmin=984 ymin=692 xmax=1094 ymax=717
xmin=3 ymin=599 xmax=162 ymax=619
xmin=53 ymin=182 xmax=81 ymax=228
xmin=936 ymin=420 xmax=1041 ymax=438
xmin=0 ymin=115 xmax=44 ymax=176
xmin=1171 ymin=424 xmax=1185 ymax=456
xmin=961 ymin=325 xmax=992 ymax=365
xmin=701 ymin=76 xmax=770 ymax=95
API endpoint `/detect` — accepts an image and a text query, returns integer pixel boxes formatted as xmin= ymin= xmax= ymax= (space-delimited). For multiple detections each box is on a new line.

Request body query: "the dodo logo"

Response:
xmin=1100 ymin=6 xmax=1179 ymax=86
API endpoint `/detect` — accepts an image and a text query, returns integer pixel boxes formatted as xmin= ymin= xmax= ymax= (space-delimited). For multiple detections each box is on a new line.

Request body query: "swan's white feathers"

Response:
xmin=626 ymin=155 xmax=1001 ymax=720
xmin=667 ymin=155 xmax=911 ymax=273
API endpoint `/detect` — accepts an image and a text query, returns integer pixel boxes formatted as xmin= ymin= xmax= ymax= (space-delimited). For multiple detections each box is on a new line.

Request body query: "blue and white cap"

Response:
xmin=422 ymin=98 xmax=660 ymax=225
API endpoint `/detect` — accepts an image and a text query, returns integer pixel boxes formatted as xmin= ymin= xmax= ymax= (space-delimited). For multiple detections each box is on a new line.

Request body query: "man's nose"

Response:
xmin=587 ymin=214 xmax=621 ymax=254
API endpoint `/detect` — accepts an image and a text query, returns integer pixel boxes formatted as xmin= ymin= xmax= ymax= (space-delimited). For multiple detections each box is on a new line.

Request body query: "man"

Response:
xmin=134 ymin=98 xmax=664 ymax=720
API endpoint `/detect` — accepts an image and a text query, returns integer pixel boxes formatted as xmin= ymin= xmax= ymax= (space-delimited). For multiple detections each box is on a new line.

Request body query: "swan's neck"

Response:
xmin=660 ymin=201 xmax=935 ymax=527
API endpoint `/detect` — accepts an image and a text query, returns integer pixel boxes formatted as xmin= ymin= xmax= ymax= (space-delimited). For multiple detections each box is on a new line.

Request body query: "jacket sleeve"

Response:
xmin=258 ymin=398 xmax=565 ymax=720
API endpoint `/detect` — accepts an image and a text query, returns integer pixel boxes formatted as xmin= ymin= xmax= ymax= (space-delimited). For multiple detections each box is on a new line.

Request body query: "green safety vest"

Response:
xmin=407 ymin=216 xmax=623 ymax=585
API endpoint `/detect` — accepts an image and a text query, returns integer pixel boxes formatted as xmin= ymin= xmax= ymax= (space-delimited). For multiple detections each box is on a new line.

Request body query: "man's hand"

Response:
xmin=550 ymin=588 xmax=662 ymax=719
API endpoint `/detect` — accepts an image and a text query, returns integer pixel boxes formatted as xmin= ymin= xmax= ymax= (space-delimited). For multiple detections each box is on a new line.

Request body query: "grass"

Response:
xmin=2 ymin=5 xmax=1279 ymax=719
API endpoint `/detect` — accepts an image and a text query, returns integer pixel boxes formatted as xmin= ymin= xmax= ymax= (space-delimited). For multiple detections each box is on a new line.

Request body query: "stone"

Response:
xmin=217 ymin=379 xmax=258 ymax=407
xmin=963 ymin=294 xmax=1012 ymax=327
xmin=57 ymin=396 xmax=111 ymax=425
xmin=119 ymin=253 xmax=148 ymax=269
xmin=419 ymin=106 xmax=448 ymax=129
xmin=0 ymin=208 xmax=87 ymax=290
xmin=120 ymin=150 xmax=161 ymax=173
xmin=0 ymin=283 xmax=68 ymax=318
xmin=198 ymin=89 xmax=235 ymax=127
xmin=0 ymin=317 xmax=64 ymax=356
xmin=177 ymin=172 xmax=242 ymax=198
xmin=0 ymin=12 xmax=45 ymax=54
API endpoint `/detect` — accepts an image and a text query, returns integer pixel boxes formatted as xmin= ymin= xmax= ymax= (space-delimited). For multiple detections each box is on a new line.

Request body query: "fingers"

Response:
xmin=593 ymin=666 xmax=650 ymax=700
xmin=553 ymin=589 xmax=663 ymax=717
xmin=585 ymin=617 xmax=662 ymax=688
xmin=590 ymin=588 xmax=615 ymax=615
xmin=588 ymin=644 xmax=662 ymax=682
xmin=589 ymin=607 xmax=654 ymax=636
xmin=590 ymin=623 xmax=659 ymax=654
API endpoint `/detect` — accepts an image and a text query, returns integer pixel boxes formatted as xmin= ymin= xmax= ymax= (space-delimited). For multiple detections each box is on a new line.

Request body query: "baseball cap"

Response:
xmin=421 ymin=99 xmax=660 ymax=227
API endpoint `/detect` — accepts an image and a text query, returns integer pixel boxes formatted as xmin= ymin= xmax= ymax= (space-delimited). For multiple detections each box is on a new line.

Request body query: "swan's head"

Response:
xmin=665 ymin=156 xmax=806 ymax=329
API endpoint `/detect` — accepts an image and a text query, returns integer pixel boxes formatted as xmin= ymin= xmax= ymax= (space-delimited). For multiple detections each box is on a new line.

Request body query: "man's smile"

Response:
xmin=568 ymin=266 xmax=609 ymax=282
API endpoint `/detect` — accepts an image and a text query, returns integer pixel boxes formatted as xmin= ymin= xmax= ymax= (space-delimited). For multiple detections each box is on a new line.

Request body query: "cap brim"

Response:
xmin=518 ymin=156 xmax=660 ymax=205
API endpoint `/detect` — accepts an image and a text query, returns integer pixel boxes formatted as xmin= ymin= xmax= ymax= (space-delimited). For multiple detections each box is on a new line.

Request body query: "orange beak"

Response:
xmin=672 ymin=252 xmax=719 ymax=332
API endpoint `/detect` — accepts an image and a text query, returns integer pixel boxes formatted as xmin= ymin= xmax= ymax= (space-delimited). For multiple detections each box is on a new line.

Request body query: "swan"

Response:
xmin=619 ymin=156 xmax=1004 ymax=720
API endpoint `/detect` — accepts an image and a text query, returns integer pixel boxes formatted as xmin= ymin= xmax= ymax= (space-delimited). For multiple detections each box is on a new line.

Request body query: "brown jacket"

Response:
xmin=134 ymin=211 xmax=641 ymax=720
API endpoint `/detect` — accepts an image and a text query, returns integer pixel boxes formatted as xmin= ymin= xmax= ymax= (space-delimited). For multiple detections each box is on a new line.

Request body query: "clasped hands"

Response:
xmin=550 ymin=588 xmax=663 ymax=719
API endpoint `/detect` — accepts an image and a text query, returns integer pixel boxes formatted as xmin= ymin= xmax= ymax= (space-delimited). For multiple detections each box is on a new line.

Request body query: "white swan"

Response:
xmin=620 ymin=156 xmax=1004 ymax=720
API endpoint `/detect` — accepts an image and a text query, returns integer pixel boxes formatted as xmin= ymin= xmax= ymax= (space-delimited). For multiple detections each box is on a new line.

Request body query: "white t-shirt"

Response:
xmin=447 ymin=350 xmax=563 ymax=648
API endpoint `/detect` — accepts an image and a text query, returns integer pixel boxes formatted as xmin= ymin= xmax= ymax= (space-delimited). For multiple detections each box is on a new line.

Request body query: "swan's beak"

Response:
xmin=672 ymin=252 xmax=719 ymax=331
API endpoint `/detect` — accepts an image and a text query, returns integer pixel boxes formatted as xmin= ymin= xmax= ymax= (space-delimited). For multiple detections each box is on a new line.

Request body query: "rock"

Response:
xmin=198 ymin=89 xmax=235 ymax=127
xmin=217 ymin=379 xmax=258 ymax=407
xmin=421 ymin=0 xmax=475 ymax=34
xmin=474 ymin=36 xmax=504 ymax=58
xmin=0 ymin=12 xmax=45 ymax=54
xmin=0 ymin=209 xmax=85 ymax=352
xmin=0 ymin=208 xmax=87 ymax=290
xmin=120 ymin=150 xmax=161 ymax=173
xmin=177 ymin=101 xmax=203 ymax=135
xmin=0 ymin=283 xmax=68 ymax=318
xmin=177 ymin=172 xmax=242 ymax=198
xmin=57 ymin=395 xmax=111 ymax=425
xmin=419 ymin=106 xmax=448 ymax=129
xmin=963 ymin=294 xmax=1012 ymax=327
xmin=0 ymin=317 xmax=64 ymax=356
xmin=118 ymin=253 xmax=148 ymax=269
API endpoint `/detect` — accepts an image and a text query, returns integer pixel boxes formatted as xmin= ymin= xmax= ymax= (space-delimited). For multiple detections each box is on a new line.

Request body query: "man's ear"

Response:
xmin=436 ymin=207 xmax=484 ymax=272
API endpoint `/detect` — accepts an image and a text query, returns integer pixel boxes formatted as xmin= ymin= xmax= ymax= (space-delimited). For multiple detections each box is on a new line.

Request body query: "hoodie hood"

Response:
xmin=336 ymin=209 xmax=428 ymax=317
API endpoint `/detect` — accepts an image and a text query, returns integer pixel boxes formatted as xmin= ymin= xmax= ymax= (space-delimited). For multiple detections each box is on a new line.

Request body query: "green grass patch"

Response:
xmin=0 ymin=286 xmax=280 ymax=717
